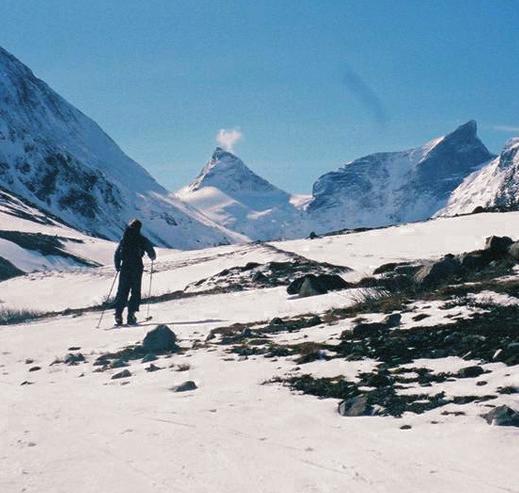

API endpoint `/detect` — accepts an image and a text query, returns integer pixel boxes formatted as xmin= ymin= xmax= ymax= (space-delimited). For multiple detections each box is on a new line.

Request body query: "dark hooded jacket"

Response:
xmin=114 ymin=222 xmax=156 ymax=271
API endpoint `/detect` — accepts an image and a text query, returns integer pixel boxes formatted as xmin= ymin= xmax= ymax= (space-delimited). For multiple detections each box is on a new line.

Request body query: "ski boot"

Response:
xmin=114 ymin=313 xmax=123 ymax=327
xmin=127 ymin=312 xmax=138 ymax=326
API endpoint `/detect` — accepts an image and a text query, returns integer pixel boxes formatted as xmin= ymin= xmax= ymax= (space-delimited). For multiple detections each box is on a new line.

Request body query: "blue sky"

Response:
xmin=1 ymin=0 xmax=518 ymax=193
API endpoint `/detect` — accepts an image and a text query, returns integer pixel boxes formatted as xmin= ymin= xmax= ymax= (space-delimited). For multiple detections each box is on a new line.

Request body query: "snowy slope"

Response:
xmin=1 ymin=210 xmax=518 ymax=493
xmin=0 ymin=46 xmax=241 ymax=249
xmin=177 ymin=148 xmax=307 ymax=240
xmin=0 ymin=188 xmax=115 ymax=274
xmin=5 ymin=209 xmax=519 ymax=310
xmin=438 ymin=137 xmax=519 ymax=216
xmin=305 ymin=121 xmax=494 ymax=234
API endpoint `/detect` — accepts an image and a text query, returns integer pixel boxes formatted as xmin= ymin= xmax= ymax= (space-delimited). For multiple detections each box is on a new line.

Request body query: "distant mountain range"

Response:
xmin=1 ymin=45 xmax=518 ymax=249
xmin=179 ymin=121 xmax=498 ymax=239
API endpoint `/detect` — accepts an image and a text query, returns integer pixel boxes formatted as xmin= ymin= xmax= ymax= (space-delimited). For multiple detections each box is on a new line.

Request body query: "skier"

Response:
xmin=113 ymin=219 xmax=156 ymax=326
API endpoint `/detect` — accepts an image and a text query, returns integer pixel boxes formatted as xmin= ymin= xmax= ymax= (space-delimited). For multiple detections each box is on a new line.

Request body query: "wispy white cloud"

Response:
xmin=492 ymin=124 xmax=519 ymax=133
xmin=216 ymin=128 xmax=243 ymax=152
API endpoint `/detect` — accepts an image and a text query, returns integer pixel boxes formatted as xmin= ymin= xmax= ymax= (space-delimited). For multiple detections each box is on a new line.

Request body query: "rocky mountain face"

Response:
xmin=0 ymin=187 xmax=115 ymax=273
xmin=177 ymin=148 xmax=305 ymax=241
xmin=438 ymin=138 xmax=519 ymax=216
xmin=0 ymin=46 xmax=240 ymax=249
xmin=305 ymin=121 xmax=494 ymax=233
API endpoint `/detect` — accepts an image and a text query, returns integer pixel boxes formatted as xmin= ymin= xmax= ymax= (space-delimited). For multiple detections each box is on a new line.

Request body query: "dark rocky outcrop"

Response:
xmin=482 ymin=405 xmax=519 ymax=427
xmin=111 ymin=369 xmax=131 ymax=380
xmin=287 ymin=274 xmax=350 ymax=297
xmin=485 ymin=235 xmax=513 ymax=255
xmin=338 ymin=395 xmax=372 ymax=417
xmin=457 ymin=365 xmax=485 ymax=378
xmin=171 ymin=380 xmax=197 ymax=392
xmin=0 ymin=256 xmax=23 ymax=281
xmin=414 ymin=255 xmax=462 ymax=288
xmin=142 ymin=325 xmax=178 ymax=353
xmin=345 ymin=313 xmax=402 ymax=339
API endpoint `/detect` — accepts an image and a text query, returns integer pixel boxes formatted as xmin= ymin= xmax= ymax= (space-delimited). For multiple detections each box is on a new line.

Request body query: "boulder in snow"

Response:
xmin=457 ymin=365 xmax=485 ymax=378
xmin=111 ymin=369 xmax=131 ymax=380
xmin=484 ymin=236 xmax=513 ymax=255
xmin=142 ymin=325 xmax=178 ymax=353
xmin=414 ymin=255 xmax=462 ymax=287
xmin=458 ymin=250 xmax=493 ymax=271
xmin=287 ymin=274 xmax=350 ymax=297
xmin=338 ymin=395 xmax=372 ymax=417
xmin=171 ymin=380 xmax=197 ymax=392
xmin=482 ymin=405 xmax=519 ymax=427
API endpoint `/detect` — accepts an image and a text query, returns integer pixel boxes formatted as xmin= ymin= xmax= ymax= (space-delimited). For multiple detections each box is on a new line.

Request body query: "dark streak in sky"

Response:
xmin=343 ymin=64 xmax=388 ymax=125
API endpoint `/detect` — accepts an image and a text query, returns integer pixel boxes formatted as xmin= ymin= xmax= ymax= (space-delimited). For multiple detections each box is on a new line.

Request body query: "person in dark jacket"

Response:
xmin=114 ymin=219 xmax=156 ymax=325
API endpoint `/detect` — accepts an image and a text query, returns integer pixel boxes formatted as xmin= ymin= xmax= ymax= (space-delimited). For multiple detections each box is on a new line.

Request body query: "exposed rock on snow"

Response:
xmin=142 ymin=353 xmax=158 ymax=363
xmin=349 ymin=313 xmax=402 ymax=338
xmin=484 ymin=235 xmax=513 ymax=255
xmin=0 ymin=230 xmax=99 ymax=267
xmin=187 ymin=257 xmax=349 ymax=295
xmin=287 ymin=274 xmax=351 ymax=297
xmin=171 ymin=380 xmax=197 ymax=392
xmin=482 ymin=405 xmax=519 ymax=427
xmin=142 ymin=325 xmax=178 ymax=353
xmin=338 ymin=395 xmax=372 ymax=417
xmin=414 ymin=255 xmax=463 ymax=288
xmin=0 ymin=255 xmax=23 ymax=280
xmin=111 ymin=369 xmax=131 ymax=380
xmin=457 ymin=365 xmax=485 ymax=378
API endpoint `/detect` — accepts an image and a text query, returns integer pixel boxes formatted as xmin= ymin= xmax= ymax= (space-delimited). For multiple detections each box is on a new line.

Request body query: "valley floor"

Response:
xmin=1 ymin=214 xmax=518 ymax=493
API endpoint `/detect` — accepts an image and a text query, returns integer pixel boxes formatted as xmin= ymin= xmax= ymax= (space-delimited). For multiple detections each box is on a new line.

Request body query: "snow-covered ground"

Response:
xmin=273 ymin=211 xmax=519 ymax=275
xmin=1 ymin=212 xmax=518 ymax=493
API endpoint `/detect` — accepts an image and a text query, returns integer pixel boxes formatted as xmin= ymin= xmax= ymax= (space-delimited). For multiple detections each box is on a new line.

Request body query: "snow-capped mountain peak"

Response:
xmin=438 ymin=134 xmax=519 ymax=216
xmin=178 ymin=149 xmax=305 ymax=241
xmin=187 ymin=147 xmax=289 ymax=199
xmin=305 ymin=121 xmax=494 ymax=233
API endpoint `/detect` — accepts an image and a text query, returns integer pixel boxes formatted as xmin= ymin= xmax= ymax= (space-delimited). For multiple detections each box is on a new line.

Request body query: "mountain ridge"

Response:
xmin=0 ymin=46 xmax=241 ymax=249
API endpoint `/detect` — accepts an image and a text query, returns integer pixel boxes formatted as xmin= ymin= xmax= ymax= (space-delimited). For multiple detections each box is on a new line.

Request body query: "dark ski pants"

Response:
xmin=114 ymin=267 xmax=143 ymax=316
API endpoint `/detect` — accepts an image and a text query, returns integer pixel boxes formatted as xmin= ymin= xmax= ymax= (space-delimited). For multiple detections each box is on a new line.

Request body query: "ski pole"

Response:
xmin=96 ymin=271 xmax=119 ymax=329
xmin=145 ymin=260 xmax=154 ymax=321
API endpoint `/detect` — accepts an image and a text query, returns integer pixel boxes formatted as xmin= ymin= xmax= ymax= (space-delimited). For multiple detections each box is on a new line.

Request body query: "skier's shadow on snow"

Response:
xmin=135 ymin=318 xmax=226 ymax=327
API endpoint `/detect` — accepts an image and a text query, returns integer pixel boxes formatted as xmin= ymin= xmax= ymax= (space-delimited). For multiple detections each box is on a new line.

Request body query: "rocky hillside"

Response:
xmin=0 ymin=46 xmax=241 ymax=249
xmin=0 ymin=187 xmax=115 ymax=277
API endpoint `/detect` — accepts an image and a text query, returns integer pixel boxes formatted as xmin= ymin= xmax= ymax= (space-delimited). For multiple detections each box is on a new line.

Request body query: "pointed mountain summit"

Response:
xmin=186 ymin=147 xmax=290 ymax=207
xmin=178 ymin=148 xmax=304 ymax=240
xmin=0 ymin=46 xmax=239 ymax=249
xmin=438 ymin=136 xmax=519 ymax=216
xmin=305 ymin=121 xmax=494 ymax=233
